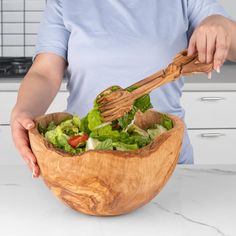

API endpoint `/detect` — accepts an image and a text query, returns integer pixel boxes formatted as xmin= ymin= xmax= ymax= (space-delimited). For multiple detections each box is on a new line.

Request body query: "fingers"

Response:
xmin=214 ymin=34 xmax=230 ymax=71
xmin=17 ymin=140 xmax=40 ymax=177
xmin=206 ymin=31 xmax=216 ymax=64
xmin=196 ymin=27 xmax=207 ymax=63
xmin=190 ymin=22 xmax=231 ymax=74
xmin=20 ymin=117 xmax=35 ymax=130
xmin=11 ymin=115 xmax=40 ymax=178
xmin=188 ymin=33 xmax=197 ymax=56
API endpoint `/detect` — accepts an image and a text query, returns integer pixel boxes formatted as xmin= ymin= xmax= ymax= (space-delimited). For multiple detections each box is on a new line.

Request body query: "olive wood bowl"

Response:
xmin=28 ymin=109 xmax=184 ymax=216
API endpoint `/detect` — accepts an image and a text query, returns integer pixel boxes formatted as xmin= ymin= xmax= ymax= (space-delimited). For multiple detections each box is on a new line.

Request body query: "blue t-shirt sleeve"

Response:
xmin=187 ymin=0 xmax=229 ymax=37
xmin=34 ymin=0 xmax=70 ymax=61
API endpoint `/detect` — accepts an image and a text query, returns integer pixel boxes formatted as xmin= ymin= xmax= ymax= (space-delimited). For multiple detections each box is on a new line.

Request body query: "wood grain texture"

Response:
xmin=28 ymin=110 xmax=184 ymax=216
xmin=98 ymin=49 xmax=213 ymax=122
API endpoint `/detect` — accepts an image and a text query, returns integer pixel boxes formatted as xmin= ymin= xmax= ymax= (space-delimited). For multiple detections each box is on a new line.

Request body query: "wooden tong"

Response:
xmin=97 ymin=49 xmax=213 ymax=122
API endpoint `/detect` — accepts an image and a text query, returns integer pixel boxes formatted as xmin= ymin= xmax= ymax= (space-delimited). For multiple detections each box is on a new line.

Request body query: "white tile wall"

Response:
xmin=3 ymin=46 xmax=24 ymax=57
xmin=0 ymin=0 xmax=46 ymax=57
xmin=3 ymin=35 xmax=24 ymax=45
xmin=2 ymin=1 xmax=24 ymax=11
xmin=3 ymin=12 xmax=24 ymax=22
xmin=25 ymin=0 xmax=45 ymax=11
xmin=3 ymin=23 xmax=24 ymax=34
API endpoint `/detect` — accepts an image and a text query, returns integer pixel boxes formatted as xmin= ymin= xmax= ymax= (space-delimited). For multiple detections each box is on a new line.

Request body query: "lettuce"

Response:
xmin=45 ymin=129 xmax=58 ymax=146
xmin=133 ymin=94 xmax=153 ymax=113
xmin=126 ymin=85 xmax=139 ymax=92
xmin=162 ymin=114 xmax=173 ymax=130
xmin=147 ymin=124 xmax=167 ymax=139
xmin=88 ymin=108 xmax=102 ymax=131
xmin=80 ymin=115 xmax=90 ymax=134
xmin=118 ymin=132 xmax=151 ymax=148
xmin=90 ymin=124 xmax=120 ymax=141
xmin=41 ymin=84 xmax=173 ymax=154
xmin=117 ymin=92 xmax=153 ymax=129
xmin=95 ymin=139 xmax=113 ymax=150
xmin=47 ymin=121 xmax=57 ymax=131
xmin=64 ymin=143 xmax=78 ymax=154
xmin=112 ymin=142 xmax=138 ymax=151
xmin=45 ymin=126 xmax=67 ymax=146
xmin=117 ymin=106 xmax=138 ymax=129
xmin=126 ymin=123 xmax=149 ymax=137
xmin=72 ymin=115 xmax=81 ymax=128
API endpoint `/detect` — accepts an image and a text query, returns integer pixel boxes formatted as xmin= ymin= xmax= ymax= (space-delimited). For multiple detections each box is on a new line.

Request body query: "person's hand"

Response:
xmin=188 ymin=15 xmax=232 ymax=72
xmin=10 ymin=110 xmax=40 ymax=178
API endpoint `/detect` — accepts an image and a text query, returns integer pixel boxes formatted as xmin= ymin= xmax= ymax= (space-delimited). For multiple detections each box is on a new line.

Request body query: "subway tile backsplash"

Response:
xmin=0 ymin=0 xmax=46 ymax=57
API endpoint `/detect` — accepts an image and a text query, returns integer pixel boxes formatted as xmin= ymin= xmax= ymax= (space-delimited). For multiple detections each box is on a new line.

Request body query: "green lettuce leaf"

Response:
xmin=45 ymin=129 xmax=58 ymax=146
xmin=95 ymin=139 xmax=113 ymax=150
xmin=45 ymin=126 xmax=71 ymax=150
xmin=55 ymin=133 xmax=68 ymax=147
xmin=162 ymin=114 xmax=173 ymax=130
xmin=126 ymin=85 xmax=139 ymax=92
xmin=72 ymin=115 xmax=81 ymax=128
xmin=90 ymin=124 xmax=120 ymax=141
xmin=112 ymin=142 xmax=138 ymax=151
xmin=126 ymin=123 xmax=149 ymax=137
xmin=117 ymin=106 xmax=138 ymax=129
xmin=133 ymin=94 xmax=153 ymax=113
xmin=147 ymin=124 xmax=167 ymax=139
xmin=80 ymin=115 xmax=90 ymax=134
xmin=88 ymin=108 xmax=102 ymax=131
xmin=64 ymin=143 xmax=77 ymax=154
xmin=47 ymin=121 xmax=57 ymax=131
xmin=118 ymin=132 xmax=151 ymax=148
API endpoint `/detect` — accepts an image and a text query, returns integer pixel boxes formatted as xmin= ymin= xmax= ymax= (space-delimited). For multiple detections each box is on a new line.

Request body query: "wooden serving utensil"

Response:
xmin=97 ymin=49 xmax=213 ymax=122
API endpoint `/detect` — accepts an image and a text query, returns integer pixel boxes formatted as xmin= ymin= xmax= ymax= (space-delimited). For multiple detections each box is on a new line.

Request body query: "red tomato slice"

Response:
xmin=68 ymin=133 xmax=89 ymax=148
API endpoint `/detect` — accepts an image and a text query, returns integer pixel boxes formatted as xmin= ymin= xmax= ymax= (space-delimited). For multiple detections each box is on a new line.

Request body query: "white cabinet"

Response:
xmin=181 ymin=92 xmax=236 ymax=129
xmin=181 ymin=91 xmax=236 ymax=164
xmin=189 ymin=129 xmax=236 ymax=164
xmin=0 ymin=91 xmax=69 ymax=124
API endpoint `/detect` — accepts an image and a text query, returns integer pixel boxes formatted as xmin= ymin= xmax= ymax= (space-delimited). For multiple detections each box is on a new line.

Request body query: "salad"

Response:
xmin=39 ymin=86 xmax=173 ymax=154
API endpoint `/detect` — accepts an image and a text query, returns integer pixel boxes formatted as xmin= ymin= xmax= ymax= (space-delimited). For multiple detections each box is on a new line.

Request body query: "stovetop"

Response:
xmin=0 ymin=57 xmax=32 ymax=78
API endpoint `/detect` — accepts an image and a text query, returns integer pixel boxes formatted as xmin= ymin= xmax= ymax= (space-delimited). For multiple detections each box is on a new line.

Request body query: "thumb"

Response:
xmin=21 ymin=117 xmax=35 ymax=130
xmin=188 ymin=34 xmax=197 ymax=56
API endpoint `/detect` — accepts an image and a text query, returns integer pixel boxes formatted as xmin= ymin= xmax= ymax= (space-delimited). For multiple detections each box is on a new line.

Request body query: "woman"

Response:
xmin=10 ymin=0 xmax=236 ymax=178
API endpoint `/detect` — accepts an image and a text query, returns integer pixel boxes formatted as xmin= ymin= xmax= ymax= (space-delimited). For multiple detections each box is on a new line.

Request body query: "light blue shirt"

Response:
xmin=35 ymin=0 xmax=228 ymax=164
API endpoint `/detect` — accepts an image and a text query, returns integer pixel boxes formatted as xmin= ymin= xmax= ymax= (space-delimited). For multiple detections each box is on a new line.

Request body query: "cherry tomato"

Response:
xmin=68 ymin=133 xmax=89 ymax=148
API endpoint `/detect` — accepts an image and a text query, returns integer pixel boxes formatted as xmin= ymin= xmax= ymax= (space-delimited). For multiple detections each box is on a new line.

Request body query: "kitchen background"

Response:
xmin=0 ymin=0 xmax=236 ymax=165
xmin=0 ymin=0 xmax=236 ymax=57
xmin=0 ymin=0 xmax=46 ymax=57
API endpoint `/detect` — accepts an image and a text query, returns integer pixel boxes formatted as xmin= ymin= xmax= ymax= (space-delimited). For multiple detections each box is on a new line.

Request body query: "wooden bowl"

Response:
xmin=28 ymin=110 xmax=184 ymax=216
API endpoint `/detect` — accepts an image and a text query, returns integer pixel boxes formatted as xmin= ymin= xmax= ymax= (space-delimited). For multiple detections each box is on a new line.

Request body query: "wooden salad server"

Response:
xmin=97 ymin=49 xmax=213 ymax=122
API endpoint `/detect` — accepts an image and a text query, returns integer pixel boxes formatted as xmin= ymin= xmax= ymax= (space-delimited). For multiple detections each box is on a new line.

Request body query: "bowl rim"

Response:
xmin=28 ymin=110 xmax=184 ymax=159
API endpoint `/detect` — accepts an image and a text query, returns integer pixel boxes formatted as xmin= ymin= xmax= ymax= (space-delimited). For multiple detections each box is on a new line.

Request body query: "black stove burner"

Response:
xmin=0 ymin=57 xmax=32 ymax=78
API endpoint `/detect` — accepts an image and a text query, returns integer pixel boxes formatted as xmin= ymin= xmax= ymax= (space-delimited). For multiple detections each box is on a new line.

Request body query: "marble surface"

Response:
xmin=0 ymin=165 xmax=236 ymax=236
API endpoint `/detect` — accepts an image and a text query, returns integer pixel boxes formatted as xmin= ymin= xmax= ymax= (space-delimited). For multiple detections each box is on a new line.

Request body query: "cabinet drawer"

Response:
xmin=0 ymin=91 xmax=69 ymax=124
xmin=181 ymin=92 xmax=236 ymax=128
xmin=0 ymin=126 xmax=23 ymax=165
xmin=189 ymin=129 xmax=236 ymax=164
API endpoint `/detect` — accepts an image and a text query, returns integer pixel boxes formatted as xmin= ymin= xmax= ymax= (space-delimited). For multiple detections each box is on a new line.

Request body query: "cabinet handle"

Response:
xmin=200 ymin=97 xmax=225 ymax=101
xmin=201 ymin=133 xmax=225 ymax=138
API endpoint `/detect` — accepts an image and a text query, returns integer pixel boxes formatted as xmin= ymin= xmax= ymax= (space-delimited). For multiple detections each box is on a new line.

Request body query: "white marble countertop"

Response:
xmin=0 ymin=164 xmax=236 ymax=236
